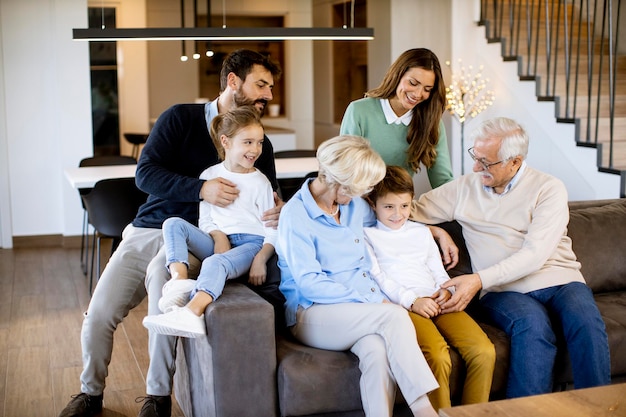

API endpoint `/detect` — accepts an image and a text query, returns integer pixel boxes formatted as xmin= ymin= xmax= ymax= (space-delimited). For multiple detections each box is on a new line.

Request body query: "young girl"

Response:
xmin=142 ymin=106 xmax=276 ymax=338
xmin=364 ymin=166 xmax=495 ymax=410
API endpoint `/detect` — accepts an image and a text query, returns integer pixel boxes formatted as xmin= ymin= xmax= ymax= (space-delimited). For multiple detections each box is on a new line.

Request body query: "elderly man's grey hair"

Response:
xmin=471 ymin=117 xmax=529 ymax=160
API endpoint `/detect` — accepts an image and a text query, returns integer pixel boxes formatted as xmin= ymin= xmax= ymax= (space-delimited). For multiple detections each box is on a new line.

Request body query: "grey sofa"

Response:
xmin=174 ymin=198 xmax=626 ymax=417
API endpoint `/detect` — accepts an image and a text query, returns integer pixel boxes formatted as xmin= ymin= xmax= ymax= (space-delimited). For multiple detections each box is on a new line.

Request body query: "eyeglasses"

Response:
xmin=467 ymin=147 xmax=509 ymax=171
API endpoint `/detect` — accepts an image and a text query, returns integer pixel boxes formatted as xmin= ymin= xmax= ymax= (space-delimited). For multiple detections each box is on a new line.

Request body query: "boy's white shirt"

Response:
xmin=364 ymin=220 xmax=452 ymax=309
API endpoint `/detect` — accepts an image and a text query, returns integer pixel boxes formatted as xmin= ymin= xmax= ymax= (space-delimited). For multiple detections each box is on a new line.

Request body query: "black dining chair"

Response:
xmin=78 ymin=156 xmax=137 ymax=276
xmin=124 ymin=133 xmax=150 ymax=159
xmin=277 ymin=170 xmax=318 ymax=202
xmin=274 ymin=150 xmax=317 ymax=201
xmin=273 ymin=149 xmax=317 ymax=159
xmin=81 ymin=177 xmax=147 ymax=294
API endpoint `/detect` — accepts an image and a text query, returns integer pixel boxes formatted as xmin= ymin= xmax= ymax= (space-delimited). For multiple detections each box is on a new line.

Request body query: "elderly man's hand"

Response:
xmin=428 ymin=226 xmax=459 ymax=270
xmin=439 ymin=273 xmax=482 ymax=313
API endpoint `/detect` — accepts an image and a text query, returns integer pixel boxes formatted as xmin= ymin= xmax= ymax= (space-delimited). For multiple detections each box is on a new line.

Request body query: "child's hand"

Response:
xmin=411 ymin=297 xmax=441 ymax=318
xmin=210 ymin=230 xmax=231 ymax=254
xmin=214 ymin=240 xmax=231 ymax=254
xmin=248 ymin=256 xmax=267 ymax=286
xmin=432 ymin=288 xmax=452 ymax=306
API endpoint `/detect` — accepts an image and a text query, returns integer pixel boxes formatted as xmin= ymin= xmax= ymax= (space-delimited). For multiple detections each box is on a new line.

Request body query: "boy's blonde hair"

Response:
xmin=210 ymin=106 xmax=263 ymax=160
xmin=316 ymin=135 xmax=386 ymax=196
xmin=366 ymin=165 xmax=415 ymax=206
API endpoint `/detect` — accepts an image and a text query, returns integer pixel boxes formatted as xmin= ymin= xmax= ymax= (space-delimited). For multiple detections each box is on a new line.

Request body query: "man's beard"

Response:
xmin=234 ymin=88 xmax=268 ymax=116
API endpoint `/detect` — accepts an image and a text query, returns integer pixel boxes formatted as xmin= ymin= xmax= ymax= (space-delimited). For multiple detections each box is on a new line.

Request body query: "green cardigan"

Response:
xmin=340 ymin=97 xmax=453 ymax=188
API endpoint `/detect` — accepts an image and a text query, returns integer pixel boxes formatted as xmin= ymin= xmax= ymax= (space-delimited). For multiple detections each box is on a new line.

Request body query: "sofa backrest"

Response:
xmin=437 ymin=221 xmax=473 ymax=278
xmin=567 ymin=199 xmax=626 ymax=294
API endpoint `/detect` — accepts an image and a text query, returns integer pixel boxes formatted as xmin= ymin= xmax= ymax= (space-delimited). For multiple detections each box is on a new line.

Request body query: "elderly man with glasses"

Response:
xmin=410 ymin=117 xmax=610 ymax=399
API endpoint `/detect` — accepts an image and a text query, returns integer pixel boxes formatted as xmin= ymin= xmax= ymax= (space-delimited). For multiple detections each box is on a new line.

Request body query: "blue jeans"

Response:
xmin=479 ymin=282 xmax=610 ymax=398
xmin=162 ymin=217 xmax=264 ymax=301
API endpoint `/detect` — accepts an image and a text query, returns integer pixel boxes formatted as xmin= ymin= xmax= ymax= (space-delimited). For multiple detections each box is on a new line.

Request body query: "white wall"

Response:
xmin=116 ymin=0 xmax=151 ymax=157
xmin=0 ymin=0 xmax=150 ymax=245
xmin=147 ymin=0 xmax=200 ymax=120
xmin=1 ymin=0 xmax=92 ymax=244
xmin=147 ymin=0 xmax=315 ymax=149
xmin=0 ymin=4 xmax=11 ymax=248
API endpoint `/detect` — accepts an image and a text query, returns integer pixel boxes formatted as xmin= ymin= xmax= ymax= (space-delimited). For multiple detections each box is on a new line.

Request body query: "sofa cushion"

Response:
xmin=567 ymin=200 xmax=626 ymax=293
xmin=277 ymin=335 xmax=362 ymax=416
xmin=595 ymin=292 xmax=626 ymax=376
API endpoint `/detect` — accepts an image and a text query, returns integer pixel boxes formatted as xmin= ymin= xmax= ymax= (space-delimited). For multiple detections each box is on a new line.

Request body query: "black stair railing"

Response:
xmin=479 ymin=0 xmax=625 ymax=197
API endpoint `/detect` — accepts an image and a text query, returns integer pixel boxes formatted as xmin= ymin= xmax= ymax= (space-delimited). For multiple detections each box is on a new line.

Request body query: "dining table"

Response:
xmin=64 ymin=157 xmax=319 ymax=190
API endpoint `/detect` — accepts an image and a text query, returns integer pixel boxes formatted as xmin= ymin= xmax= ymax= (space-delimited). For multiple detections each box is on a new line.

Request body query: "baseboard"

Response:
xmin=13 ymin=234 xmax=82 ymax=249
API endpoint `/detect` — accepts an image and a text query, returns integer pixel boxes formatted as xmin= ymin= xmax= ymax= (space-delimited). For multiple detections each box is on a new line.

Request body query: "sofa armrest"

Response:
xmin=174 ymin=283 xmax=278 ymax=417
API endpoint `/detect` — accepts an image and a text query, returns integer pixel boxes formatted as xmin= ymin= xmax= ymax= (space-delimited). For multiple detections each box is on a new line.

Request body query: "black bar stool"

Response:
xmin=124 ymin=133 xmax=149 ymax=159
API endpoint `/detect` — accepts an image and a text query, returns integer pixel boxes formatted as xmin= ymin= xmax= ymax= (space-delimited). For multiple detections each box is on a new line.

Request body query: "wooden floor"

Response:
xmin=0 ymin=245 xmax=184 ymax=417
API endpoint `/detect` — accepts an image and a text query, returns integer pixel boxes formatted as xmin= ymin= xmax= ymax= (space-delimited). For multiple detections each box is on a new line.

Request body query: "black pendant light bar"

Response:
xmin=72 ymin=26 xmax=374 ymax=41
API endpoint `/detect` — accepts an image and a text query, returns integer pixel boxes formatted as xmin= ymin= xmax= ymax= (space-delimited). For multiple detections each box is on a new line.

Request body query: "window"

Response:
xmin=89 ymin=7 xmax=120 ymax=156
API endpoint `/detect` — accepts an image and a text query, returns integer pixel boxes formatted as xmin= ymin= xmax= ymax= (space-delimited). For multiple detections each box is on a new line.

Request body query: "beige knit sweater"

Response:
xmin=411 ymin=166 xmax=585 ymax=296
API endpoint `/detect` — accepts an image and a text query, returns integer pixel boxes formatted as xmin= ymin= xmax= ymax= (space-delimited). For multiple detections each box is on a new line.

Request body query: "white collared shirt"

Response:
xmin=204 ymin=99 xmax=219 ymax=129
xmin=380 ymin=99 xmax=412 ymax=126
xmin=483 ymin=161 xmax=527 ymax=195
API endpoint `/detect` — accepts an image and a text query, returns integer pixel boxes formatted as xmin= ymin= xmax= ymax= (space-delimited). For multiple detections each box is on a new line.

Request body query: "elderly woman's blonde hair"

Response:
xmin=316 ymin=135 xmax=386 ymax=196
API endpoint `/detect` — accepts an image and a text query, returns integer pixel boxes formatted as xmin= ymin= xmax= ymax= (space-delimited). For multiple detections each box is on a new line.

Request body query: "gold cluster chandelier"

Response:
xmin=445 ymin=60 xmax=495 ymax=173
xmin=445 ymin=60 xmax=495 ymax=124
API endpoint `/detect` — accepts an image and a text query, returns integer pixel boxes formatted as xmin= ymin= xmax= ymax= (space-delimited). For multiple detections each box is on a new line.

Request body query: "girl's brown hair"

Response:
xmin=210 ymin=106 xmax=263 ymax=160
xmin=366 ymin=48 xmax=446 ymax=172
xmin=366 ymin=165 xmax=414 ymax=206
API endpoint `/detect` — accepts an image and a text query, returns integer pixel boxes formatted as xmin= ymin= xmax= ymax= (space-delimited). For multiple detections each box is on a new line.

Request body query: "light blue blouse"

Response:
xmin=277 ymin=179 xmax=386 ymax=327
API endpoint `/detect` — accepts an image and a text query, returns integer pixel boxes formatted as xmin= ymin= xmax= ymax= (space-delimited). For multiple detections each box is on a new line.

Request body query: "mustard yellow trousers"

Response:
xmin=409 ymin=310 xmax=496 ymax=410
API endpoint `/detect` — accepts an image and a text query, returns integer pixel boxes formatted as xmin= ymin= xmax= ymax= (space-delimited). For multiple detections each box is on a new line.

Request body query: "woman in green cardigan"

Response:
xmin=340 ymin=48 xmax=453 ymax=188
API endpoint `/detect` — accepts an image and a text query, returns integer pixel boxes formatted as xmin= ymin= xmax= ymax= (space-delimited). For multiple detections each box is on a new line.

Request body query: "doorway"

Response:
xmin=332 ymin=0 xmax=368 ymax=123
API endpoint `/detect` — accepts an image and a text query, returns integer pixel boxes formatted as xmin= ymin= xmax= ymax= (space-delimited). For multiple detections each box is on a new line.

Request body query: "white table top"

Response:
xmin=64 ymin=164 xmax=137 ymax=189
xmin=64 ymin=157 xmax=318 ymax=189
xmin=274 ymin=157 xmax=318 ymax=180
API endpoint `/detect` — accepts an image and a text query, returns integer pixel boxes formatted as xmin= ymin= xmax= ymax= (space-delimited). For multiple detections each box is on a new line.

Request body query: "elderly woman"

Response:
xmin=276 ymin=135 xmax=439 ymax=417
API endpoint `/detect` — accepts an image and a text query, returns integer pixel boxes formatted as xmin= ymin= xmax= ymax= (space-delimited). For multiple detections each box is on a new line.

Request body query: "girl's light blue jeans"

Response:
xmin=162 ymin=216 xmax=264 ymax=301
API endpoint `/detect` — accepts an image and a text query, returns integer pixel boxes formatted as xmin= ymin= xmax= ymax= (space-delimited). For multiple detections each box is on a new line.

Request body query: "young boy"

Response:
xmin=364 ymin=165 xmax=495 ymax=410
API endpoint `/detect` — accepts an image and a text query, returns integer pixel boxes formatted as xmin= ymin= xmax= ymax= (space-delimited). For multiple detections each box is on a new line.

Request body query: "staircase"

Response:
xmin=478 ymin=0 xmax=626 ymax=197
